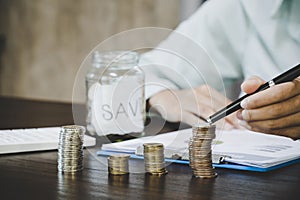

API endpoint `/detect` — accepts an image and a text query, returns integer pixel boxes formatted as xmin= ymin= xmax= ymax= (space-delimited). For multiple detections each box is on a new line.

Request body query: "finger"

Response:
xmin=246 ymin=125 xmax=300 ymax=140
xmin=241 ymin=78 xmax=300 ymax=109
xmin=199 ymin=86 xmax=240 ymax=129
xmin=240 ymin=94 xmax=300 ymax=121
xmin=181 ymin=89 xmax=221 ymax=118
xmin=193 ymin=85 xmax=241 ymax=129
xmin=247 ymin=112 xmax=300 ymax=130
xmin=187 ymin=99 xmax=239 ymax=129
xmin=225 ymin=113 xmax=244 ymax=129
xmin=186 ymin=85 xmax=233 ymax=121
xmin=181 ymin=112 xmax=204 ymax=126
xmin=195 ymin=85 xmax=231 ymax=110
xmin=184 ymin=96 xmax=216 ymax=117
xmin=186 ymin=100 xmax=240 ymax=130
xmin=241 ymin=76 xmax=265 ymax=94
xmin=172 ymin=87 xmax=212 ymax=116
xmin=239 ymin=111 xmax=300 ymax=132
xmin=193 ymin=104 xmax=214 ymax=119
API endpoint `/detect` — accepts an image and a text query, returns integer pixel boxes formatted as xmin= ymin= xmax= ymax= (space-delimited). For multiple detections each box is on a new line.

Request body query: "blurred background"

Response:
xmin=0 ymin=0 xmax=204 ymax=103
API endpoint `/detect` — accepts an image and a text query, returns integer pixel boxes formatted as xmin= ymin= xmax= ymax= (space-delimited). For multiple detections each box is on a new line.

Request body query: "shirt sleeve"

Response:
xmin=140 ymin=0 xmax=247 ymax=99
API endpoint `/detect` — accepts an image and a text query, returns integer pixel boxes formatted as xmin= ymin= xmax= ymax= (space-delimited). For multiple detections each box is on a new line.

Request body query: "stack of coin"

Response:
xmin=107 ymin=154 xmax=130 ymax=175
xmin=143 ymin=143 xmax=167 ymax=175
xmin=57 ymin=125 xmax=85 ymax=173
xmin=189 ymin=123 xmax=217 ymax=178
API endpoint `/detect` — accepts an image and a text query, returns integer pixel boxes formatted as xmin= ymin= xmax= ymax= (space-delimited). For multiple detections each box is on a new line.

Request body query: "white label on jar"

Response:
xmin=89 ymin=77 xmax=144 ymax=135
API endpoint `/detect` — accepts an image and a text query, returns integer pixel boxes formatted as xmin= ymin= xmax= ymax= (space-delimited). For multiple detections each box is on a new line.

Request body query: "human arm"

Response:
xmin=139 ymin=0 xmax=246 ymax=99
xmin=149 ymin=85 xmax=241 ymax=129
xmin=141 ymin=0 xmax=247 ymax=128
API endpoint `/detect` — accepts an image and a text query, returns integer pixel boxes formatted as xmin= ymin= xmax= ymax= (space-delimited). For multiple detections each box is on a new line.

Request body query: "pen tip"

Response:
xmin=206 ymin=118 xmax=212 ymax=124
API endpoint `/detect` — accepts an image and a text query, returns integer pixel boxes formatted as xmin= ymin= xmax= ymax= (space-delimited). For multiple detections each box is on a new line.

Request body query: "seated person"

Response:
xmin=140 ymin=0 xmax=300 ymax=139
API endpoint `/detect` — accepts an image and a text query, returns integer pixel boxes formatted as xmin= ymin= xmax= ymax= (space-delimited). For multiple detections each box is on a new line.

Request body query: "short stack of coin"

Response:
xmin=143 ymin=143 xmax=167 ymax=175
xmin=57 ymin=125 xmax=85 ymax=173
xmin=108 ymin=154 xmax=130 ymax=175
xmin=189 ymin=123 xmax=217 ymax=178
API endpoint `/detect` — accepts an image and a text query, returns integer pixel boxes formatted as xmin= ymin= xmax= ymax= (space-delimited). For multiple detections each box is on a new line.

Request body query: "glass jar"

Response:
xmin=86 ymin=51 xmax=145 ymax=136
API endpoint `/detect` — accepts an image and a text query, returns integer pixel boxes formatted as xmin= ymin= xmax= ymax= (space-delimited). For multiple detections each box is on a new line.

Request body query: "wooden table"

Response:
xmin=0 ymin=96 xmax=300 ymax=200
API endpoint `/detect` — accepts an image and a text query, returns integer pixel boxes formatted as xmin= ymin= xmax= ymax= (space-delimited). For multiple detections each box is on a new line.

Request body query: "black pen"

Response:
xmin=207 ymin=63 xmax=300 ymax=124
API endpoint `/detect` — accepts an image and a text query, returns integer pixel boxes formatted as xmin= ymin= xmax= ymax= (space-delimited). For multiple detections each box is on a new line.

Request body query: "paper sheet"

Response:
xmin=101 ymin=129 xmax=300 ymax=168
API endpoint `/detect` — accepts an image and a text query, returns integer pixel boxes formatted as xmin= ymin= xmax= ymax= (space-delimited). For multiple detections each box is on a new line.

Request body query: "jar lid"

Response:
xmin=92 ymin=51 xmax=138 ymax=67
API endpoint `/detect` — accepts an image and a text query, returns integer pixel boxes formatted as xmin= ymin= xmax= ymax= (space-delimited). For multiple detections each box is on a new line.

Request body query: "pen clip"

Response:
xmin=212 ymin=154 xmax=231 ymax=164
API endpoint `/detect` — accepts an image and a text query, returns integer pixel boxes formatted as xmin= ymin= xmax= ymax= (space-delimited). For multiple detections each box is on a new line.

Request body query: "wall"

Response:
xmin=0 ymin=0 xmax=180 ymax=102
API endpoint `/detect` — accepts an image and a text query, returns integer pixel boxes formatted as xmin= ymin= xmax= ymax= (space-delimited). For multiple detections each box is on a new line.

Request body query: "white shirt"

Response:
xmin=139 ymin=0 xmax=300 ymax=99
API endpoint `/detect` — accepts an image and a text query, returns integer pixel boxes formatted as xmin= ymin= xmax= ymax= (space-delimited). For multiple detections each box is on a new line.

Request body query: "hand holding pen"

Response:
xmin=208 ymin=64 xmax=300 ymax=139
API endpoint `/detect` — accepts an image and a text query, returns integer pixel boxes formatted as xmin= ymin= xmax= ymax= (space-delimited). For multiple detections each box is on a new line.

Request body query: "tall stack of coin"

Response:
xmin=189 ymin=123 xmax=217 ymax=178
xmin=143 ymin=143 xmax=167 ymax=175
xmin=107 ymin=154 xmax=130 ymax=175
xmin=57 ymin=125 xmax=85 ymax=173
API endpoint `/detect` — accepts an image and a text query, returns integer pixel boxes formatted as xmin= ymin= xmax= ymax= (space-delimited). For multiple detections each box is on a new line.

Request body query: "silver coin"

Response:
xmin=57 ymin=125 xmax=85 ymax=173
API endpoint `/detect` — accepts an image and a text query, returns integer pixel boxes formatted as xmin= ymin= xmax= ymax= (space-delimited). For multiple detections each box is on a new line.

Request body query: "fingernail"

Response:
xmin=241 ymin=110 xmax=250 ymax=120
xmin=241 ymin=79 xmax=257 ymax=90
xmin=241 ymin=98 xmax=248 ymax=108
xmin=238 ymin=120 xmax=251 ymax=130
xmin=247 ymin=79 xmax=259 ymax=85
